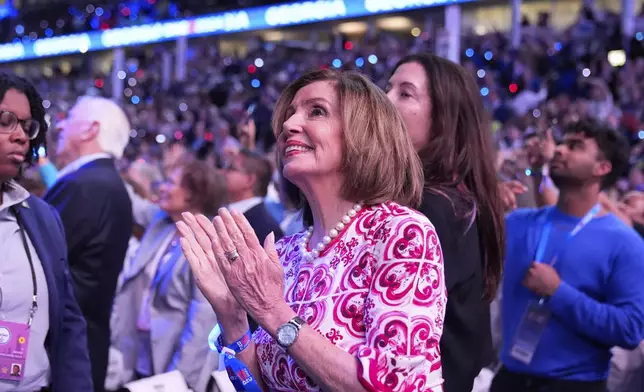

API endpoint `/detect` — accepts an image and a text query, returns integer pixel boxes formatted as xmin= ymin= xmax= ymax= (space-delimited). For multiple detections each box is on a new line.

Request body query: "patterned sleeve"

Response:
xmin=356 ymin=209 xmax=446 ymax=392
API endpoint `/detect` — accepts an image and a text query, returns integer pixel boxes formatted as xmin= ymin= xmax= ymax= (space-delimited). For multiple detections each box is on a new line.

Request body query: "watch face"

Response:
xmin=277 ymin=323 xmax=298 ymax=347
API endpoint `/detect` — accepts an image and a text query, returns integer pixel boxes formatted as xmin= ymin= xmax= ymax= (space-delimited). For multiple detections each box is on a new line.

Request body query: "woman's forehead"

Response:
xmin=390 ymin=62 xmax=427 ymax=86
xmin=0 ymin=89 xmax=31 ymax=119
xmin=293 ymin=81 xmax=337 ymax=102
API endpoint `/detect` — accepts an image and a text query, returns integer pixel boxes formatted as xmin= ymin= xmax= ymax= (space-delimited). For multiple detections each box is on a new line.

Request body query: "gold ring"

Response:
xmin=224 ymin=249 xmax=239 ymax=262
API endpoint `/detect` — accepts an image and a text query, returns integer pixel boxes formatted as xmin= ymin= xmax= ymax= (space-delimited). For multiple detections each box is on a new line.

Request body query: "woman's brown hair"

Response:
xmin=272 ymin=69 xmax=424 ymax=225
xmin=180 ymin=160 xmax=227 ymax=217
xmin=391 ymin=53 xmax=505 ymax=301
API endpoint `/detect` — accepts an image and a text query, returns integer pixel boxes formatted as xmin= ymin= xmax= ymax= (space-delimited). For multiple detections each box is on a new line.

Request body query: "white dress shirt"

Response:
xmin=228 ymin=196 xmax=263 ymax=214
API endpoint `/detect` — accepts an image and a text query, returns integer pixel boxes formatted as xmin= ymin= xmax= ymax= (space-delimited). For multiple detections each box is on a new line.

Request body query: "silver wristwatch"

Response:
xmin=276 ymin=316 xmax=306 ymax=348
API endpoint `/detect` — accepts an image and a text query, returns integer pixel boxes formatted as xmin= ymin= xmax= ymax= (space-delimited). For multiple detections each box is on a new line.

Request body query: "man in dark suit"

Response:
xmin=223 ymin=149 xmax=283 ymax=242
xmin=0 ymin=72 xmax=93 ymax=391
xmin=222 ymin=149 xmax=283 ymax=332
xmin=44 ymin=96 xmax=133 ymax=392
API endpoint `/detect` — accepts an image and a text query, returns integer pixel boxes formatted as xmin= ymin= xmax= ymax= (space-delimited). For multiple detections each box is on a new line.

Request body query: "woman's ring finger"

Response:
xmin=224 ymin=249 xmax=240 ymax=262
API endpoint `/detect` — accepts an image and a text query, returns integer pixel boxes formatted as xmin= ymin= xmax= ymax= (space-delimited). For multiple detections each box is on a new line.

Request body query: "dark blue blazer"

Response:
xmin=243 ymin=202 xmax=283 ymax=333
xmin=44 ymin=158 xmax=132 ymax=392
xmin=18 ymin=194 xmax=93 ymax=391
xmin=244 ymin=202 xmax=283 ymax=245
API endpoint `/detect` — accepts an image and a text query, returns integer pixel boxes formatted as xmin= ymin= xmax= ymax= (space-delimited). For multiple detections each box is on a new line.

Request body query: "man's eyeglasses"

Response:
xmin=0 ymin=110 xmax=40 ymax=140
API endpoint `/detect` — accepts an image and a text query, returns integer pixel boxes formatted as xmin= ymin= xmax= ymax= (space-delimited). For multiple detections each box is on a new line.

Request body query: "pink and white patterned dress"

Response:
xmin=254 ymin=202 xmax=446 ymax=392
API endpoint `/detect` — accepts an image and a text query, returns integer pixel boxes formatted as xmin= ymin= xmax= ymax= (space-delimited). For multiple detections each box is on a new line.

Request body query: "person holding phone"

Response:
xmin=237 ymin=103 xmax=257 ymax=152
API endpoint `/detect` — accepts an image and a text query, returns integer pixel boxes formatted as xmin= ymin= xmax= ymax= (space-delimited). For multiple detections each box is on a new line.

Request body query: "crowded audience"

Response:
xmin=0 ymin=0 xmax=286 ymax=43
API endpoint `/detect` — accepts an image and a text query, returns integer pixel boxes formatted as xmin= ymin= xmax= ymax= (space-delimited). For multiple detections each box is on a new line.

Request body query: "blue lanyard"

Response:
xmin=150 ymin=237 xmax=182 ymax=292
xmin=221 ymin=347 xmax=262 ymax=392
xmin=534 ymin=203 xmax=601 ymax=265
xmin=210 ymin=325 xmax=262 ymax=392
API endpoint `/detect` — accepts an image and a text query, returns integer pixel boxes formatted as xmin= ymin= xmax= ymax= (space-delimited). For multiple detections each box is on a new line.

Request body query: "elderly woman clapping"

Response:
xmin=178 ymin=69 xmax=447 ymax=392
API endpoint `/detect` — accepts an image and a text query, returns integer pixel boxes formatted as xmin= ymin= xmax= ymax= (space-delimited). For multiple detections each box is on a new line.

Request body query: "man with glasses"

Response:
xmin=44 ymin=96 xmax=132 ymax=392
xmin=222 ymin=149 xmax=283 ymax=243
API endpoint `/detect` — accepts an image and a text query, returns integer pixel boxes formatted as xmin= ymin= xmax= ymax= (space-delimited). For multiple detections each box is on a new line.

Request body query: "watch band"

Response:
xmin=289 ymin=316 xmax=306 ymax=330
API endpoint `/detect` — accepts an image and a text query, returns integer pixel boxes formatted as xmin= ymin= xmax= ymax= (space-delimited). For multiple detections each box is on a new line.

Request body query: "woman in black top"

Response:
xmin=386 ymin=53 xmax=506 ymax=392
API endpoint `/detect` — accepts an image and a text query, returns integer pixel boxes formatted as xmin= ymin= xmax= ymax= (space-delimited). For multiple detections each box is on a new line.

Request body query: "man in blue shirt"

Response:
xmin=492 ymin=119 xmax=644 ymax=392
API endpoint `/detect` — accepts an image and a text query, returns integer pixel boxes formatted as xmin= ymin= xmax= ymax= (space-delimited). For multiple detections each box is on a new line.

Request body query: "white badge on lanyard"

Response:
xmin=509 ymin=204 xmax=601 ymax=365
xmin=0 ymin=208 xmax=38 ymax=381
xmin=510 ymin=301 xmax=552 ymax=364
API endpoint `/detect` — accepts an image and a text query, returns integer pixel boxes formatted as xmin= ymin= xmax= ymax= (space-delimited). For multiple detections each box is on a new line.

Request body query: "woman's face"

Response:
xmin=386 ymin=62 xmax=432 ymax=151
xmin=278 ymin=81 xmax=344 ymax=184
xmin=619 ymin=191 xmax=644 ymax=222
xmin=0 ymin=89 xmax=32 ymax=181
xmin=158 ymin=168 xmax=190 ymax=216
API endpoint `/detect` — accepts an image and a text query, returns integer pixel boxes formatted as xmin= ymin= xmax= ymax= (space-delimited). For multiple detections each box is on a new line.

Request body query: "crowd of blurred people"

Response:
xmin=0 ymin=2 xmax=643 ymax=392
xmin=10 ymin=4 xmax=642 ymax=215
xmin=0 ymin=0 xmax=286 ymax=43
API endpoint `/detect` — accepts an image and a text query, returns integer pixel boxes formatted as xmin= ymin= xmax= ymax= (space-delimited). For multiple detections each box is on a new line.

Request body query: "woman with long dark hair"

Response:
xmin=387 ymin=53 xmax=506 ymax=392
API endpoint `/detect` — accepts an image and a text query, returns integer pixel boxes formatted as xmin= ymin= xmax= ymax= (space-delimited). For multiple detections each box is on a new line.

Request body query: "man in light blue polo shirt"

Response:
xmin=493 ymin=119 xmax=644 ymax=392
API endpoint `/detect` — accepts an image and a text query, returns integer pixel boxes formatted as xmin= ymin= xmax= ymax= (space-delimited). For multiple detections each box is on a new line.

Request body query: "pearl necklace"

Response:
xmin=300 ymin=202 xmax=363 ymax=262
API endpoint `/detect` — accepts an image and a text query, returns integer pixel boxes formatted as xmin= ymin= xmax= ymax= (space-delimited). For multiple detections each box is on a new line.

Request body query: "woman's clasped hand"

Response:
xmin=177 ymin=208 xmax=287 ymax=327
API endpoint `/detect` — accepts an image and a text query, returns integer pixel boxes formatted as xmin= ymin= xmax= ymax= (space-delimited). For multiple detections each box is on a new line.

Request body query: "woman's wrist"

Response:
xmin=259 ymin=302 xmax=297 ymax=337
xmin=217 ymin=328 xmax=252 ymax=354
xmin=220 ymin=318 xmax=250 ymax=346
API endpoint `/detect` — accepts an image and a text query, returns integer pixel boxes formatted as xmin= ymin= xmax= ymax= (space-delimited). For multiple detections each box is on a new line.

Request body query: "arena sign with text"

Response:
xmin=0 ymin=0 xmax=475 ymax=63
